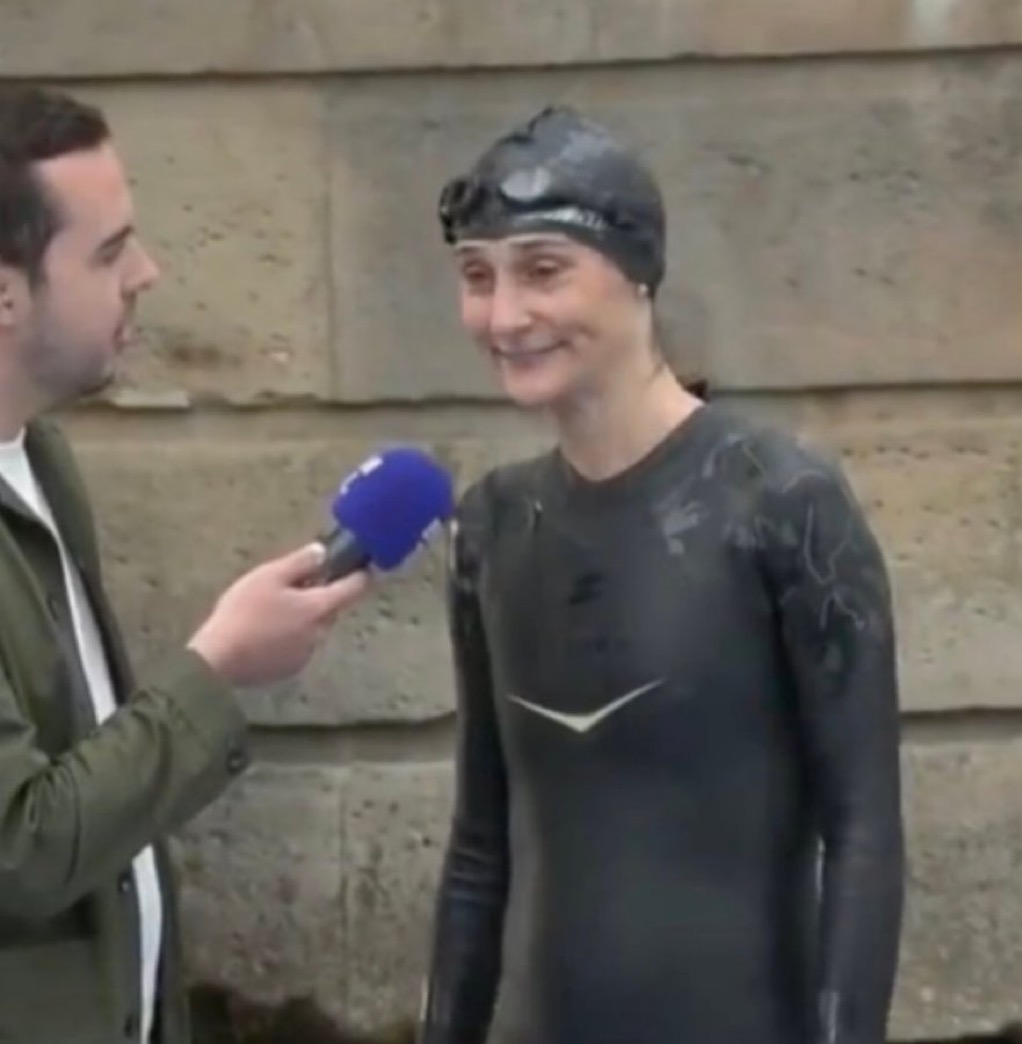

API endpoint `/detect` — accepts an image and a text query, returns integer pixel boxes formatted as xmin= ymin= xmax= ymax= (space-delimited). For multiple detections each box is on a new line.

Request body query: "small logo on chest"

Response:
xmin=506 ymin=679 xmax=664 ymax=734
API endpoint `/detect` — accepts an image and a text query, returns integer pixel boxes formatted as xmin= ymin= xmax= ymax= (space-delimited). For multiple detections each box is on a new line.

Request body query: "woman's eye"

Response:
xmin=527 ymin=260 xmax=562 ymax=280
xmin=461 ymin=268 xmax=491 ymax=289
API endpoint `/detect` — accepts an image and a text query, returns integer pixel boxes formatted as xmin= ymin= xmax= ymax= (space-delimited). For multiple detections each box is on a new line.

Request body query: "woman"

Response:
xmin=418 ymin=105 xmax=904 ymax=1044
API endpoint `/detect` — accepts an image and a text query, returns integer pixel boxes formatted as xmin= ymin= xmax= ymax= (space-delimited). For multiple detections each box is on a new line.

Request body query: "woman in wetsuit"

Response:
xmin=417 ymin=105 xmax=905 ymax=1044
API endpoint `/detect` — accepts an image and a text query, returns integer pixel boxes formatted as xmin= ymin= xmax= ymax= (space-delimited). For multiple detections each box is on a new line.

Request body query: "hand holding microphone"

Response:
xmin=188 ymin=446 xmax=454 ymax=687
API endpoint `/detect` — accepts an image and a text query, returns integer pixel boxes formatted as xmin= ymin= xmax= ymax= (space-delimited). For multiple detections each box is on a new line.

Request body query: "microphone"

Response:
xmin=312 ymin=446 xmax=455 ymax=583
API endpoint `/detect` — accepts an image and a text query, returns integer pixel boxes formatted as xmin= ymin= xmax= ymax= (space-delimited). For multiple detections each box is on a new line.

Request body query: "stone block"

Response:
xmin=72 ymin=82 xmax=331 ymax=404
xmin=72 ymin=433 xmax=545 ymax=725
xmin=343 ymin=763 xmax=454 ymax=1029
xmin=890 ymin=740 xmax=1022 ymax=1037
xmin=176 ymin=761 xmax=453 ymax=1032
xmin=174 ymin=744 xmax=1022 ymax=1038
xmin=5 ymin=1 xmax=1022 ymax=76
xmin=328 ymin=54 xmax=1022 ymax=399
xmin=176 ymin=763 xmax=349 ymax=1003
xmin=329 ymin=742 xmax=1022 ymax=1037
xmin=815 ymin=421 xmax=1022 ymax=713
xmin=333 ymin=744 xmax=1022 ymax=1038
xmin=72 ymin=412 xmax=1022 ymax=717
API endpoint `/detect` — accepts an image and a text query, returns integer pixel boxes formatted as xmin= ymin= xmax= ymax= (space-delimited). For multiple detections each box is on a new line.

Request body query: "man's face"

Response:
xmin=7 ymin=141 xmax=159 ymax=411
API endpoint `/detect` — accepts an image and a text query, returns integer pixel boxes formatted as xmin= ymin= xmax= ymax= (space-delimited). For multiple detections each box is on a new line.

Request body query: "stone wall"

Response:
xmin=12 ymin=1 xmax=1022 ymax=1036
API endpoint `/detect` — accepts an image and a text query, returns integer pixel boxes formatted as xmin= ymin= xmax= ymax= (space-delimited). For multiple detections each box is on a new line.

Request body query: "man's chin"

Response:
xmin=58 ymin=367 xmax=117 ymax=408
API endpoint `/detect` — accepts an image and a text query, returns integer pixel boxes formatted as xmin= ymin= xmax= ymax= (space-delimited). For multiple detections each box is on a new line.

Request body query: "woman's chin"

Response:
xmin=492 ymin=350 xmax=575 ymax=410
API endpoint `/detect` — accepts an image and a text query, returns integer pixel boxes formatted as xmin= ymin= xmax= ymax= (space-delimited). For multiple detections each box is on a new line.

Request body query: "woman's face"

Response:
xmin=452 ymin=232 xmax=648 ymax=410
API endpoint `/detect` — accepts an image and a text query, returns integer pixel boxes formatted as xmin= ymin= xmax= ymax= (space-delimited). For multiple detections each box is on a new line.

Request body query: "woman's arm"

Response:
xmin=418 ymin=484 xmax=510 ymax=1044
xmin=760 ymin=445 xmax=905 ymax=1044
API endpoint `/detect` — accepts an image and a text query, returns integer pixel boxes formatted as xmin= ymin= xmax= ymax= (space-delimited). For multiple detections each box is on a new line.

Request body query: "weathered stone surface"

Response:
xmin=343 ymin=763 xmax=454 ymax=1029
xmin=176 ymin=761 xmax=452 ymax=1032
xmin=69 ymin=414 xmax=1022 ymax=716
xmin=820 ymin=421 xmax=1022 ymax=713
xmin=3 ymin=1 xmax=1022 ymax=75
xmin=72 ymin=83 xmax=330 ymax=404
xmin=336 ymin=742 xmax=1022 ymax=1037
xmin=328 ymin=54 xmax=1022 ymax=399
xmin=73 ymin=434 xmax=545 ymax=725
xmin=176 ymin=764 xmax=349 ymax=1004
xmin=890 ymin=740 xmax=1022 ymax=1037
xmin=174 ymin=745 xmax=1022 ymax=1037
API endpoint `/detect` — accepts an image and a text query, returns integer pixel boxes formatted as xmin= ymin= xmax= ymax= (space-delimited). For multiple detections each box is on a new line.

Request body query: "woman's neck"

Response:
xmin=551 ymin=361 xmax=703 ymax=482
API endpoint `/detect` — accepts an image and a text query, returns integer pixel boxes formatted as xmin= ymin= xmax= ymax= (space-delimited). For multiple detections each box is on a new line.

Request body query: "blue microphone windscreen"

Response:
xmin=331 ymin=447 xmax=455 ymax=570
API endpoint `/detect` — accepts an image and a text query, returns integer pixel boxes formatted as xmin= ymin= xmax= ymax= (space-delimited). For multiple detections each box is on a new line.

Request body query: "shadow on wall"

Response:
xmin=899 ymin=1032 xmax=1022 ymax=1043
xmin=190 ymin=983 xmax=415 ymax=1044
xmin=189 ymin=984 xmax=1022 ymax=1044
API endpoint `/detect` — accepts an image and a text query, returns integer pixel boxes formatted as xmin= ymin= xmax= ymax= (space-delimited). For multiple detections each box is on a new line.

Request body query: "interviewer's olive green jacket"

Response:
xmin=0 ymin=418 xmax=251 ymax=1044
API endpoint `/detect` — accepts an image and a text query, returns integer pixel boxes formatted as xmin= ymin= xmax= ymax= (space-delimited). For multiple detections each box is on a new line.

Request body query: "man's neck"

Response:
xmin=0 ymin=377 xmax=38 ymax=442
xmin=552 ymin=363 xmax=702 ymax=482
xmin=0 ymin=413 xmax=28 ymax=443
xmin=0 ymin=406 xmax=30 ymax=443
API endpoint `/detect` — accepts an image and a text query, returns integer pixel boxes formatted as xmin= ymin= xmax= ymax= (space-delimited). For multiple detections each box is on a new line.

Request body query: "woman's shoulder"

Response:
xmin=450 ymin=449 xmax=553 ymax=559
xmin=703 ymin=404 xmax=847 ymax=496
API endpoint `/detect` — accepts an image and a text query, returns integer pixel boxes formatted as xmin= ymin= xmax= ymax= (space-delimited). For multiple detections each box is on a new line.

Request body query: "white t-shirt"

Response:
xmin=0 ymin=431 xmax=163 ymax=1044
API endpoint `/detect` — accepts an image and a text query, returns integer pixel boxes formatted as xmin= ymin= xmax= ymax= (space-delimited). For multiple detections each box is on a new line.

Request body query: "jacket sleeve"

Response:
xmin=759 ymin=447 xmax=905 ymax=1044
xmin=418 ymin=487 xmax=509 ymax=1044
xmin=0 ymin=647 xmax=249 ymax=919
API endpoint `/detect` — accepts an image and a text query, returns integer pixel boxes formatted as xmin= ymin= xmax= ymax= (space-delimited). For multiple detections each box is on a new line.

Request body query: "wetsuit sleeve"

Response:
xmin=418 ymin=486 xmax=509 ymax=1044
xmin=760 ymin=448 xmax=905 ymax=1044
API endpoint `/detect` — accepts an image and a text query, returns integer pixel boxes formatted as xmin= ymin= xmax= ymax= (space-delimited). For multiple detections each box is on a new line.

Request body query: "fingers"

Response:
xmin=305 ymin=569 xmax=372 ymax=621
xmin=268 ymin=542 xmax=328 ymax=585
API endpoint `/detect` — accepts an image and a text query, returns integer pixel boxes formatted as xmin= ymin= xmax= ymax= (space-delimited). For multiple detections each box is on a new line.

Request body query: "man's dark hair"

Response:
xmin=0 ymin=84 xmax=109 ymax=283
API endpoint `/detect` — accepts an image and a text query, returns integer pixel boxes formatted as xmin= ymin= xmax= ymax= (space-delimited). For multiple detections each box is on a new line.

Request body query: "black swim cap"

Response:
xmin=438 ymin=105 xmax=666 ymax=293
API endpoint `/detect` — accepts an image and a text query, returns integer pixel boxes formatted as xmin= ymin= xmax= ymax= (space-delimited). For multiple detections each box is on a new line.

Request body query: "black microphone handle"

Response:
xmin=313 ymin=526 xmax=371 ymax=584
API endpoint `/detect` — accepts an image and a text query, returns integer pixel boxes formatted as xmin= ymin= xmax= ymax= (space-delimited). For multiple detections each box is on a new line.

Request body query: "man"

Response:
xmin=0 ymin=84 xmax=369 ymax=1043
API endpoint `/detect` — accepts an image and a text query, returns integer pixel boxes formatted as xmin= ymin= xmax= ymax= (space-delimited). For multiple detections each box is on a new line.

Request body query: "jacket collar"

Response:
xmin=0 ymin=419 xmax=93 ymax=571
xmin=0 ymin=429 xmax=33 ymax=522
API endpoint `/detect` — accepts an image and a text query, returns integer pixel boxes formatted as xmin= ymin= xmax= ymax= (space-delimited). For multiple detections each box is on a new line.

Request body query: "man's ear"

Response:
xmin=0 ymin=281 xmax=14 ymax=329
xmin=0 ymin=263 xmax=31 ymax=331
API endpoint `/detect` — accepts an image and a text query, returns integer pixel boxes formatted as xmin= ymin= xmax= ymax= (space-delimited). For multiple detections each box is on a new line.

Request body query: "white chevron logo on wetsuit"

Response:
xmin=507 ymin=679 xmax=664 ymax=733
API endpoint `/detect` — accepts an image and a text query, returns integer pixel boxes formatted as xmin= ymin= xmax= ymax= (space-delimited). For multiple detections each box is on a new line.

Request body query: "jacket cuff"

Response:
xmin=146 ymin=648 xmax=251 ymax=779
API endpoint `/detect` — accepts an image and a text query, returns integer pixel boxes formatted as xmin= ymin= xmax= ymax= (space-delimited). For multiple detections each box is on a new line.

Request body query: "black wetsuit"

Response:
xmin=419 ymin=404 xmax=905 ymax=1044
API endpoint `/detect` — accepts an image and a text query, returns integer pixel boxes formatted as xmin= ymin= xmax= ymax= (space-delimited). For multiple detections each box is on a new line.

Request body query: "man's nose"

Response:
xmin=129 ymin=243 xmax=160 ymax=293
